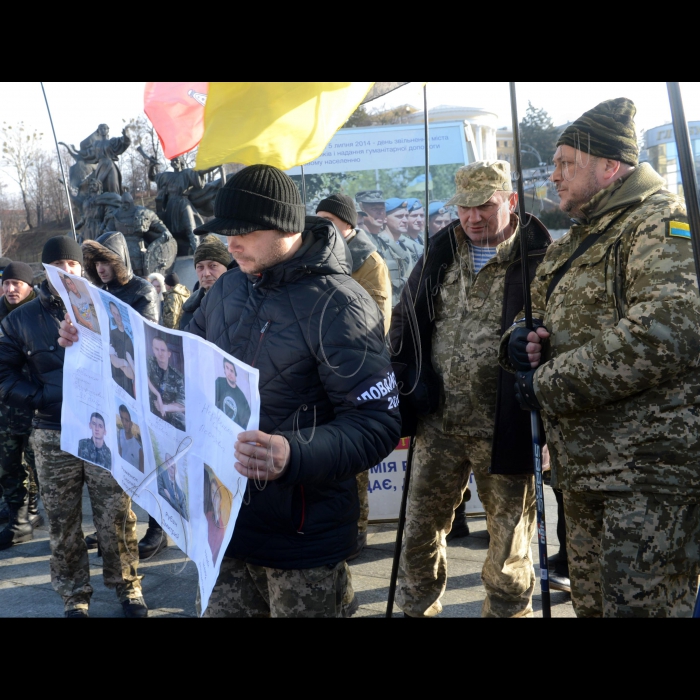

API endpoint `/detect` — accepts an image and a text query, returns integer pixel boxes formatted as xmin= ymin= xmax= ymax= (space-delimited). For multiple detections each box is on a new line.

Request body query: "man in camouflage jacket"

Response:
xmin=391 ymin=161 xmax=551 ymax=617
xmin=502 ymin=98 xmax=700 ymax=617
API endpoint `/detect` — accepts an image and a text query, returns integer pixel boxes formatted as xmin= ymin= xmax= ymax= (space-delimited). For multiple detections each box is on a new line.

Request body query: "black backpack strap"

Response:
xmin=545 ymin=233 xmax=603 ymax=303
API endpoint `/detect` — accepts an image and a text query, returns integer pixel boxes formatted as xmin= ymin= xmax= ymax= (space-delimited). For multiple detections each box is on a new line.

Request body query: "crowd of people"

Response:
xmin=0 ymin=95 xmax=699 ymax=618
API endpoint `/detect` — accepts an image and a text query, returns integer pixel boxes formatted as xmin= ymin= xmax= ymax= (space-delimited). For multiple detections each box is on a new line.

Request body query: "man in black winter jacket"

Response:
xmin=82 ymin=230 xmax=168 ymax=559
xmin=0 ymin=236 xmax=147 ymax=618
xmin=187 ymin=164 xmax=402 ymax=617
xmin=0 ymin=261 xmax=41 ymax=548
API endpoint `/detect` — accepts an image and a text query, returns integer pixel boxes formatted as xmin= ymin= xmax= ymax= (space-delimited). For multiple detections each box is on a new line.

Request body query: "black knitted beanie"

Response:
xmin=316 ymin=193 xmax=357 ymax=228
xmin=195 ymin=164 xmax=305 ymax=236
xmin=42 ymin=235 xmax=84 ymax=266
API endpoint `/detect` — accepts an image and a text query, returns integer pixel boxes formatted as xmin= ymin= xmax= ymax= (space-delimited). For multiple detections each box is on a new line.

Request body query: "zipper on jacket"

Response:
xmin=297 ymin=485 xmax=305 ymax=534
xmin=250 ymin=320 xmax=271 ymax=368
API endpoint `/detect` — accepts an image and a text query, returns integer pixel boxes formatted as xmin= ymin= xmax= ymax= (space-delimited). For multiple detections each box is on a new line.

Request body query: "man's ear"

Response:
xmin=601 ymin=158 xmax=622 ymax=184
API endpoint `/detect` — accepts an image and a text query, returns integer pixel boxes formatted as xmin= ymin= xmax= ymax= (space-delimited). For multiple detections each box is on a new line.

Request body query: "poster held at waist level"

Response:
xmin=44 ymin=263 xmax=260 ymax=614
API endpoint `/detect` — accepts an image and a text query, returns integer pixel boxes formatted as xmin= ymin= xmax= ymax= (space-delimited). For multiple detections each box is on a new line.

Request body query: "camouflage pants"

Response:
xmin=357 ymin=470 xmax=369 ymax=534
xmin=563 ymin=490 xmax=700 ymax=618
xmin=30 ymin=429 xmax=142 ymax=612
xmin=0 ymin=429 xmax=38 ymax=506
xmin=397 ymin=420 xmax=537 ymax=618
xmin=200 ymin=557 xmax=353 ymax=618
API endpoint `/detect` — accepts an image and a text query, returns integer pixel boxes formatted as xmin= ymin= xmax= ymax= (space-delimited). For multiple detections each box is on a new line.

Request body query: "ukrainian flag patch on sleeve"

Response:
xmin=668 ymin=220 xmax=691 ymax=239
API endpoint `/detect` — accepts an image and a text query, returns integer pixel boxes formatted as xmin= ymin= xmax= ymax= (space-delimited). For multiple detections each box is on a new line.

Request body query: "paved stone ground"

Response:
xmin=0 ymin=484 xmax=574 ymax=618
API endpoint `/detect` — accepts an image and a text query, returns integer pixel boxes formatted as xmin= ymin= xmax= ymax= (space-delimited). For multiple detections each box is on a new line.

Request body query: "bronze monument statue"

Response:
xmin=74 ymin=177 xmax=121 ymax=242
xmin=143 ymin=153 xmax=221 ymax=255
xmin=61 ymin=124 xmax=131 ymax=195
xmin=102 ymin=192 xmax=176 ymax=276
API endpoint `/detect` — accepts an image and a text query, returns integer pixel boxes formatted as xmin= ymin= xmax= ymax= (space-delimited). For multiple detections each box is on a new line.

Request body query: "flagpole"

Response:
xmin=423 ymin=83 xmax=430 ymax=254
xmin=40 ymin=82 xmax=78 ymax=241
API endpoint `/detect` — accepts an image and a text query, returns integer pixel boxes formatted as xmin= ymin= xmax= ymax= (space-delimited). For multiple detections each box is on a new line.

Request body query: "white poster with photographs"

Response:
xmin=45 ymin=264 xmax=260 ymax=614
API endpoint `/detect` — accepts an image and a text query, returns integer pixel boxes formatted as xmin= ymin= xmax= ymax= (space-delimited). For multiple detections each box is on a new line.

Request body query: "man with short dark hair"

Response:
xmin=78 ymin=412 xmax=112 ymax=470
xmin=215 ymin=359 xmax=251 ymax=430
xmin=0 ymin=236 xmax=146 ymax=617
xmin=147 ymin=335 xmax=185 ymax=430
xmin=185 ymin=164 xmax=401 ymax=617
xmin=118 ymin=405 xmax=143 ymax=472
xmin=108 ymin=301 xmax=135 ymax=399
xmin=0 ymin=261 xmax=42 ymax=548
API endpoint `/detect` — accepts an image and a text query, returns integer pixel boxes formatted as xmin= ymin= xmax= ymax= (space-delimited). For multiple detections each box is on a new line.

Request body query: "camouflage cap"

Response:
xmin=445 ymin=160 xmax=512 ymax=208
xmin=356 ymin=190 xmax=385 ymax=204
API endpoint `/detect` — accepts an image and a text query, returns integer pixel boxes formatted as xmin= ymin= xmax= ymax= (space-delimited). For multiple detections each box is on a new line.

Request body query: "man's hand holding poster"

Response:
xmin=44 ymin=264 xmax=260 ymax=613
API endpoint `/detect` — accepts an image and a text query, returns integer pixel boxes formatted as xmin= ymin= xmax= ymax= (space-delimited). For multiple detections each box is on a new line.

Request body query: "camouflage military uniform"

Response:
xmin=77 ymin=437 xmax=112 ymax=470
xmin=500 ymin=164 xmax=700 ymax=617
xmin=376 ymin=231 xmax=412 ymax=307
xmin=198 ymin=557 xmax=353 ymax=618
xmin=30 ymin=429 xmax=142 ymax=612
xmin=0 ymin=406 xmax=38 ymax=508
xmin=398 ymin=223 xmax=537 ymax=618
xmin=399 ymin=234 xmax=424 ymax=269
xmin=147 ymin=356 xmax=186 ymax=431
xmin=0 ymin=294 xmax=38 ymax=510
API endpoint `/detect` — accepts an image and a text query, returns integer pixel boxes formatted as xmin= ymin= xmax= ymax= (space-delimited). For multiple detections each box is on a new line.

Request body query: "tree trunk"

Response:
xmin=20 ymin=188 xmax=33 ymax=229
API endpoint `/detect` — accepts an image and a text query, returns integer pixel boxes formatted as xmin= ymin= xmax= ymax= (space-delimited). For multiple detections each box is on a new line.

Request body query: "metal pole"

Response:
xmin=385 ymin=437 xmax=414 ymax=617
xmin=385 ymin=84 xmax=431 ymax=618
xmin=300 ymin=163 xmax=307 ymax=206
xmin=423 ymin=84 xmax=430 ymax=254
xmin=666 ymin=83 xmax=700 ymax=619
xmin=509 ymin=81 xmax=551 ymax=618
xmin=667 ymin=83 xmax=700 ymax=291
xmin=40 ymin=82 xmax=78 ymax=241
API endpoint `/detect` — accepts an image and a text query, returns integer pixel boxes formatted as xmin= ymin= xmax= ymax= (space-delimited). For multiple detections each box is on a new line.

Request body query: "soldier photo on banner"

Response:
xmin=101 ymin=295 xmax=137 ymax=400
xmin=77 ymin=411 xmax=112 ymax=471
xmin=144 ymin=325 xmax=186 ymax=431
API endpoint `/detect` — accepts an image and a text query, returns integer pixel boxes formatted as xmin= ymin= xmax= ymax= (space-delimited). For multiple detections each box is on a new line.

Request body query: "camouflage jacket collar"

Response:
xmin=580 ymin=163 xmax=666 ymax=225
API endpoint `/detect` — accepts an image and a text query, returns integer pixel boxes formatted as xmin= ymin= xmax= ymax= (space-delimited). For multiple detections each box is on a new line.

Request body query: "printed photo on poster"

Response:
xmin=144 ymin=325 xmax=186 ymax=431
xmin=149 ymin=430 xmax=191 ymax=522
xmin=203 ymin=464 xmax=233 ymax=564
xmin=116 ymin=402 xmax=144 ymax=472
xmin=77 ymin=410 xmax=112 ymax=470
xmin=214 ymin=356 xmax=252 ymax=430
xmin=100 ymin=295 xmax=137 ymax=399
xmin=61 ymin=274 xmax=101 ymax=334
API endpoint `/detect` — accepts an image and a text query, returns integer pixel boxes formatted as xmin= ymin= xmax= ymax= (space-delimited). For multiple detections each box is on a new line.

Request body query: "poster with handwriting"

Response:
xmin=45 ymin=264 xmax=260 ymax=613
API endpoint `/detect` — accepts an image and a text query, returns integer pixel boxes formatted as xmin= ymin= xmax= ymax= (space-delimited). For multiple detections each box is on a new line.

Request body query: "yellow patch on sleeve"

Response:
xmin=667 ymin=220 xmax=691 ymax=239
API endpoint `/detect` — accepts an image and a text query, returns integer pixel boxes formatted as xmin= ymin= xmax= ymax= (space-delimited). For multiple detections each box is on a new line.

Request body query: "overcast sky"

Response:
xmin=1 ymin=81 xmax=698 ymax=194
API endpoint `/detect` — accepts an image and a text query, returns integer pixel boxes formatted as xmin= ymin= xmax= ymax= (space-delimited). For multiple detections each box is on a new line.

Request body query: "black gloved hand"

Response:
xmin=514 ymin=370 xmax=541 ymax=411
xmin=508 ymin=320 xmax=546 ymax=371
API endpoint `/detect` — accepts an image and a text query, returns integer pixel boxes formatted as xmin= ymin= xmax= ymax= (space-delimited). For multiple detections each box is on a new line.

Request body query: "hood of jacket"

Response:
xmin=345 ymin=228 xmax=377 ymax=273
xmin=235 ymin=216 xmax=351 ymax=290
xmin=169 ymin=283 xmax=190 ymax=299
xmin=83 ymin=231 xmax=133 ymax=287
xmin=580 ymin=162 xmax=666 ymax=224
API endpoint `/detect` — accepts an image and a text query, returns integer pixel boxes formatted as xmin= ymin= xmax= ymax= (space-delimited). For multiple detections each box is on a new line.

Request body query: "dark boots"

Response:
xmin=27 ymin=493 xmax=44 ymax=528
xmin=0 ymin=501 xmax=34 ymax=550
xmin=138 ymin=517 xmax=169 ymax=559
